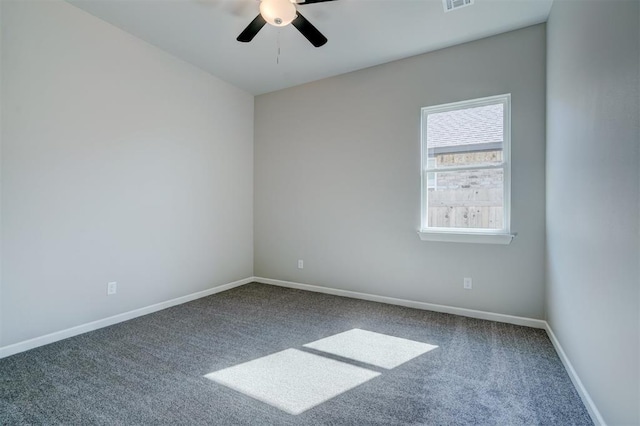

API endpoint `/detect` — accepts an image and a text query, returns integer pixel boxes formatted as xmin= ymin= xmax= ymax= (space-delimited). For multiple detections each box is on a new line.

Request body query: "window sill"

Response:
xmin=417 ymin=231 xmax=516 ymax=245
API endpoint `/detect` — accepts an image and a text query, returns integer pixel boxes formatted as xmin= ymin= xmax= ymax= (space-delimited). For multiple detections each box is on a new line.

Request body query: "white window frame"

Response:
xmin=418 ymin=94 xmax=515 ymax=244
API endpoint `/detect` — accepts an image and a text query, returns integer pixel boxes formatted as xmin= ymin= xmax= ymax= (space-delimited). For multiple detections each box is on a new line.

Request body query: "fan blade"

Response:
xmin=297 ymin=0 xmax=337 ymax=4
xmin=291 ymin=12 xmax=328 ymax=47
xmin=237 ymin=14 xmax=267 ymax=42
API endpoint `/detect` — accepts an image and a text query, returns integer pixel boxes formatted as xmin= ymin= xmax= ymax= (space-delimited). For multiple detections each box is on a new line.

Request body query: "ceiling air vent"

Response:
xmin=443 ymin=0 xmax=474 ymax=12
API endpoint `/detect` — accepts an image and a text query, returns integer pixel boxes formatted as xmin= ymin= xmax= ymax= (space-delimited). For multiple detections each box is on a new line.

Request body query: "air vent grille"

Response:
xmin=443 ymin=0 xmax=474 ymax=12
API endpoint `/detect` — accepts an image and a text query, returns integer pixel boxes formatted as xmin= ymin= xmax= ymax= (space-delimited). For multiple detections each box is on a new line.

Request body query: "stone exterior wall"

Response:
xmin=434 ymin=150 xmax=503 ymax=189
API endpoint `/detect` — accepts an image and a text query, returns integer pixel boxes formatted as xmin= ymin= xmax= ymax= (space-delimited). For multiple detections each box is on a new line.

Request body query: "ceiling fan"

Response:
xmin=237 ymin=0 xmax=337 ymax=48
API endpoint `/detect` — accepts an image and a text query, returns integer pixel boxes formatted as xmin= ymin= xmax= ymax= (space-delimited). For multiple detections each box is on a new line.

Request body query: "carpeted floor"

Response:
xmin=0 ymin=283 xmax=592 ymax=425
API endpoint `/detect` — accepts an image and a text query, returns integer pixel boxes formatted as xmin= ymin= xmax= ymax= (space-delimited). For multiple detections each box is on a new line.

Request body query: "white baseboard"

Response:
xmin=253 ymin=277 xmax=547 ymax=329
xmin=0 ymin=277 xmax=253 ymax=359
xmin=545 ymin=323 xmax=606 ymax=426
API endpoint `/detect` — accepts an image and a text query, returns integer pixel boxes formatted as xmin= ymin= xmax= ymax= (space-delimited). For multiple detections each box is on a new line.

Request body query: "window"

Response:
xmin=419 ymin=94 xmax=514 ymax=244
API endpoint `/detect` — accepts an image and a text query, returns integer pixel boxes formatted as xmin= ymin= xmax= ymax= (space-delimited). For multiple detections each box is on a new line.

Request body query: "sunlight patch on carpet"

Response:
xmin=303 ymin=328 xmax=438 ymax=369
xmin=204 ymin=348 xmax=380 ymax=415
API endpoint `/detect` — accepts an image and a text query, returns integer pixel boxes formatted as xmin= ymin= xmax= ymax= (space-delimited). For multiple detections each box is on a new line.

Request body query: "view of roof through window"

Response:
xmin=426 ymin=103 xmax=503 ymax=149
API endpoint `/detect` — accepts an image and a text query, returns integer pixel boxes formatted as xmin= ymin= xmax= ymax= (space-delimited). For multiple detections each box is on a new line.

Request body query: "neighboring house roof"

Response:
xmin=426 ymin=103 xmax=503 ymax=150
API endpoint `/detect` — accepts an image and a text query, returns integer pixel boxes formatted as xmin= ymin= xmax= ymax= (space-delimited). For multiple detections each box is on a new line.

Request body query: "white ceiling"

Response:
xmin=68 ymin=0 xmax=553 ymax=95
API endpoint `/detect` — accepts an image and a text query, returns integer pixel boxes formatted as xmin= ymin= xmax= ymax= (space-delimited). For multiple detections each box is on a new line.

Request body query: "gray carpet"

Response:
xmin=0 ymin=283 xmax=592 ymax=425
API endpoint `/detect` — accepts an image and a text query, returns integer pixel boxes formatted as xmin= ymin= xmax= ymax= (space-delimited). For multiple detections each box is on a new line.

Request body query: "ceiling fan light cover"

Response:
xmin=260 ymin=0 xmax=297 ymax=27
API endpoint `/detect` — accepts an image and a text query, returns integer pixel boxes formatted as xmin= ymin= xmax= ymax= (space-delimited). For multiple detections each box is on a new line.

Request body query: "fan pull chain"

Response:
xmin=276 ymin=30 xmax=281 ymax=65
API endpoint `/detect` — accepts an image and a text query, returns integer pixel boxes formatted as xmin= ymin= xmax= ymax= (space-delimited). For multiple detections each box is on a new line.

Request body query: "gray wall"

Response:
xmin=546 ymin=1 xmax=640 ymax=424
xmin=0 ymin=1 xmax=254 ymax=347
xmin=255 ymin=25 xmax=546 ymax=319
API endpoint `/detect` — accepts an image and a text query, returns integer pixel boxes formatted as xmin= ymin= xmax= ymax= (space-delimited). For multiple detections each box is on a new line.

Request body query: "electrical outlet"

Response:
xmin=463 ymin=277 xmax=472 ymax=290
xmin=297 ymin=259 xmax=304 ymax=269
xmin=107 ymin=281 xmax=117 ymax=295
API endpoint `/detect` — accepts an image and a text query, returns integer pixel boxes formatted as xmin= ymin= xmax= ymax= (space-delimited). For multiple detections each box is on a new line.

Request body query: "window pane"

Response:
xmin=426 ymin=103 xmax=504 ymax=168
xmin=427 ymin=168 xmax=504 ymax=230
